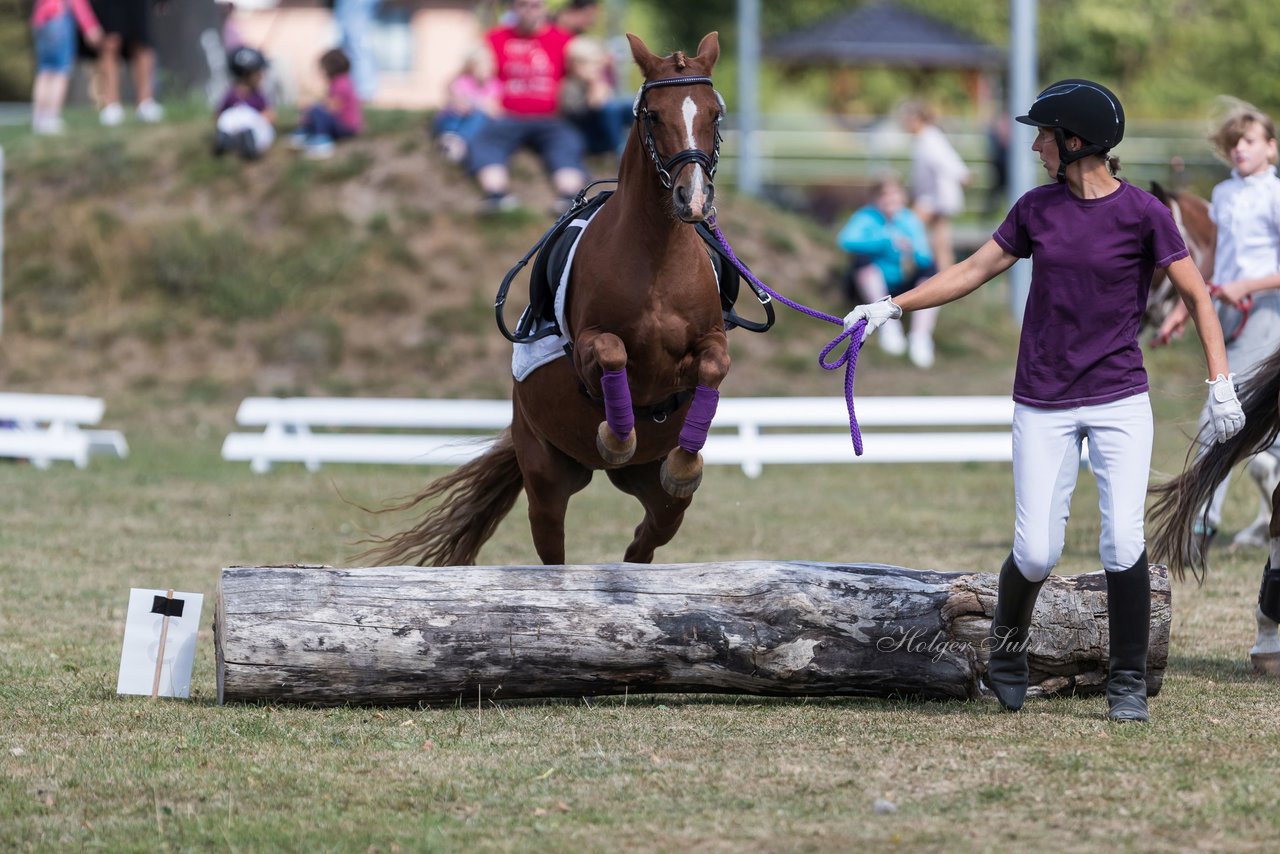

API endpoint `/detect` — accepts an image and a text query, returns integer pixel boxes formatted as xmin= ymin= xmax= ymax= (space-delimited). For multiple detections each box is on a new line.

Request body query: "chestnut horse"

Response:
xmin=366 ymin=33 xmax=730 ymax=566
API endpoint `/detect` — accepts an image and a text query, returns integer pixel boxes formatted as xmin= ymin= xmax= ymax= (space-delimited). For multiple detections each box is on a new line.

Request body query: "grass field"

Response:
xmin=4 ymin=313 xmax=1280 ymax=852
xmin=3 ymin=108 xmax=1279 ymax=851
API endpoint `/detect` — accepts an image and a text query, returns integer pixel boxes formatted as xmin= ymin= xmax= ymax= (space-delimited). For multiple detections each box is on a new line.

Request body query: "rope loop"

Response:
xmin=707 ymin=215 xmax=866 ymax=455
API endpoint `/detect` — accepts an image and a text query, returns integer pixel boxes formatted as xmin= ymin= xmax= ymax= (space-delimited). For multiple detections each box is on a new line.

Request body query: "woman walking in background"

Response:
xmin=901 ymin=99 xmax=971 ymax=271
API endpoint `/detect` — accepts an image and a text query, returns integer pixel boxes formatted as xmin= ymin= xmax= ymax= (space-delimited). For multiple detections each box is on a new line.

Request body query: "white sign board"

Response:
xmin=116 ymin=589 xmax=204 ymax=698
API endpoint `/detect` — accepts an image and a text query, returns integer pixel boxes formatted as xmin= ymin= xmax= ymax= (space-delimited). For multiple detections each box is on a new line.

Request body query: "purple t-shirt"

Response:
xmin=217 ymin=88 xmax=269 ymax=115
xmin=994 ymin=181 xmax=1189 ymax=408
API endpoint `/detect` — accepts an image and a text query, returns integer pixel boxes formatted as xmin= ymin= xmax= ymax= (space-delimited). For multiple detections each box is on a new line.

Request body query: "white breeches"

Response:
xmin=1012 ymin=393 xmax=1153 ymax=582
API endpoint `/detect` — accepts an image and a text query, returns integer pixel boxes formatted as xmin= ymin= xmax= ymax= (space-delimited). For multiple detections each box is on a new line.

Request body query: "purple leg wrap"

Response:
xmin=679 ymin=385 xmax=720 ymax=453
xmin=600 ymin=369 xmax=635 ymax=441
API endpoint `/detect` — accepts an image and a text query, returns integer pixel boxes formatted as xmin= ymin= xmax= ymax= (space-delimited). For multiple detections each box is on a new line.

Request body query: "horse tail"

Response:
xmin=1149 ymin=359 xmax=1280 ymax=582
xmin=358 ymin=429 xmax=524 ymax=567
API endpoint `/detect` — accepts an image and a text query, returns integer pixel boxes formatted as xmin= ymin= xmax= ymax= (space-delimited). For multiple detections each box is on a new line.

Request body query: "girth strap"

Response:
xmin=578 ymin=382 xmax=693 ymax=423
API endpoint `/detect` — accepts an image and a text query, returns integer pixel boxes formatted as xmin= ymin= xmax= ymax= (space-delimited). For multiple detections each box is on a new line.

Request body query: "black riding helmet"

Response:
xmin=1016 ymin=79 xmax=1124 ymax=181
xmin=228 ymin=46 xmax=268 ymax=79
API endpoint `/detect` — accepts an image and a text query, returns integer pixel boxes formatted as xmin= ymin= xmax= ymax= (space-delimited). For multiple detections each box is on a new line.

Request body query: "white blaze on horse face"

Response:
xmin=682 ymin=96 xmax=698 ymax=149
xmin=680 ymin=95 xmax=709 ymax=208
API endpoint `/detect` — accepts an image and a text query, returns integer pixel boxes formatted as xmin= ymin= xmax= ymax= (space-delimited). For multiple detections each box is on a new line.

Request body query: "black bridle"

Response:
xmin=631 ymin=75 xmax=725 ymax=190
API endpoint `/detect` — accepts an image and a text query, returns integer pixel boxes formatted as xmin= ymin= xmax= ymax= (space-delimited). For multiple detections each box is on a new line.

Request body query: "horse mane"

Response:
xmin=673 ymin=51 xmax=688 ymax=70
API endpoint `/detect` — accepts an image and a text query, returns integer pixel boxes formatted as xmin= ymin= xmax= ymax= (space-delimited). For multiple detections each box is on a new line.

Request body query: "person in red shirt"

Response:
xmin=467 ymin=0 xmax=586 ymax=214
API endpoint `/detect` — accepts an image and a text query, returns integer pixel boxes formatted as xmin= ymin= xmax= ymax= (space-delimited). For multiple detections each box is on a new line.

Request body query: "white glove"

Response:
xmin=842 ymin=296 xmax=903 ymax=341
xmin=1207 ymin=373 xmax=1245 ymax=443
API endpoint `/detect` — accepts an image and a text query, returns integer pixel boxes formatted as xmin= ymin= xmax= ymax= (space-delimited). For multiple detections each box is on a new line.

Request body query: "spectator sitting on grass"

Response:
xmin=559 ymin=35 xmax=632 ymax=158
xmin=466 ymin=0 xmax=585 ymax=215
xmin=837 ymin=173 xmax=939 ymax=368
xmin=290 ymin=47 xmax=363 ymax=161
xmin=213 ymin=46 xmax=276 ymax=160
xmin=432 ymin=45 xmax=501 ymax=164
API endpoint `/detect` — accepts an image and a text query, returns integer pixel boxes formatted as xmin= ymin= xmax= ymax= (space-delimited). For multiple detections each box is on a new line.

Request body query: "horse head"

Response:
xmin=626 ymin=32 xmax=723 ymax=223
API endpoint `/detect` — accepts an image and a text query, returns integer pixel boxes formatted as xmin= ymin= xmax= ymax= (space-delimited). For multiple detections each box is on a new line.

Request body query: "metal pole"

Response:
xmin=736 ymin=0 xmax=762 ymax=196
xmin=1006 ymin=0 xmax=1037 ymax=321
xmin=603 ymin=0 xmax=628 ymax=83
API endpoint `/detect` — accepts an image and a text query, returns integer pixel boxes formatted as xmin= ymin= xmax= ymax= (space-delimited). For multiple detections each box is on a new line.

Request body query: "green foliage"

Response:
xmin=632 ymin=0 xmax=1280 ymax=119
xmin=0 ymin=0 xmax=32 ymax=99
xmin=257 ymin=314 xmax=346 ymax=370
xmin=144 ymin=218 xmax=284 ymax=320
xmin=144 ymin=217 xmax=366 ymax=323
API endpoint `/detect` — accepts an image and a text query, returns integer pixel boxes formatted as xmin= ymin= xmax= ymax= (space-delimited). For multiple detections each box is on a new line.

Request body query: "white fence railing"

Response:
xmin=221 ymin=395 xmax=1028 ymax=477
xmin=0 ymin=393 xmax=129 ymax=469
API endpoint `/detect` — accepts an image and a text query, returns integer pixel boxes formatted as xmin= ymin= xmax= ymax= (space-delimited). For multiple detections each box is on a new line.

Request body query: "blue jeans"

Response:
xmin=333 ymin=0 xmax=382 ymax=101
xmin=34 ymin=11 xmax=76 ymax=74
xmin=300 ymin=105 xmax=355 ymax=140
xmin=434 ymin=111 xmax=491 ymax=145
xmin=466 ymin=116 xmax=586 ymax=175
xmin=567 ymin=97 xmax=634 ymax=156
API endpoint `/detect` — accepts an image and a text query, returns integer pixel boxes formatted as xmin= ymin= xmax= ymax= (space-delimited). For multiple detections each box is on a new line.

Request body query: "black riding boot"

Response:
xmin=986 ymin=554 xmax=1045 ymax=712
xmin=1106 ymin=550 xmax=1151 ymax=722
xmin=1260 ymin=561 xmax=1280 ymax=624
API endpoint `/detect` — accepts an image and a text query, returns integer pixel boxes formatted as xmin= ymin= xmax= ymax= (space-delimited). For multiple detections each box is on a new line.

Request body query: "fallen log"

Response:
xmin=215 ymin=561 xmax=1170 ymax=706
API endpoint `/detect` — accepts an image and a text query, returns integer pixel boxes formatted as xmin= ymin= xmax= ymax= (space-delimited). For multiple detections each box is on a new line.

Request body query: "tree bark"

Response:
xmin=215 ymin=561 xmax=1170 ymax=706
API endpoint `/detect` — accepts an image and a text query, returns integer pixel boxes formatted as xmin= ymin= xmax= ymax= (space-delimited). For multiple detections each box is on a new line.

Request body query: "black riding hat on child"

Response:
xmin=229 ymin=46 xmax=268 ymax=79
xmin=1016 ymin=78 xmax=1124 ymax=182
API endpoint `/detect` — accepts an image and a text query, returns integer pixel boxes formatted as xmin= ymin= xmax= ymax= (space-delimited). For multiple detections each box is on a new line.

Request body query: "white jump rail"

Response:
xmin=222 ymin=397 xmax=512 ymax=474
xmin=0 ymin=393 xmax=129 ymax=469
xmin=222 ymin=395 xmax=1032 ymax=477
xmin=706 ymin=395 xmax=1015 ymax=477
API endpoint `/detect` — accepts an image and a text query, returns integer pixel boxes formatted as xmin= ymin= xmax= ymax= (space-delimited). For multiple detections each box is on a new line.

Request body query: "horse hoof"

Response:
xmin=660 ymin=452 xmax=703 ymax=498
xmin=596 ymin=422 xmax=636 ymax=464
xmin=1251 ymin=651 xmax=1280 ymax=677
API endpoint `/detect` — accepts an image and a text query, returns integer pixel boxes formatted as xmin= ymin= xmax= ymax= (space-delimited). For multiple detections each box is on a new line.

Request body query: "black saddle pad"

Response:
xmin=525 ymin=191 xmax=614 ymax=332
xmin=504 ymin=189 xmax=768 ymax=342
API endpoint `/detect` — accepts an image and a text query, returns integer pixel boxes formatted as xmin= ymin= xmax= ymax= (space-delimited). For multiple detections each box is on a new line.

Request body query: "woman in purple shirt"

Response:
xmin=844 ymin=80 xmax=1245 ymax=722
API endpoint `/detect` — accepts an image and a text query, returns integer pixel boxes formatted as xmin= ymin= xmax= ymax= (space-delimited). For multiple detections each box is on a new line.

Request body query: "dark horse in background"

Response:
xmin=1148 ymin=340 xmax=1280 ymax=675
xmin=367 ymin=33 xmax=731 ymax=566
xmin=1146 ymin=185 xmax=1280 ymax=675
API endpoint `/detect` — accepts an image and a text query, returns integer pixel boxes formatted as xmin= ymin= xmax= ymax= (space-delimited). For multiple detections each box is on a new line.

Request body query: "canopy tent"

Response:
xmin=765 ymin=1 xmax=1004 ymax=111
xmin=767 ymin=1 xmax=1003 ymax=69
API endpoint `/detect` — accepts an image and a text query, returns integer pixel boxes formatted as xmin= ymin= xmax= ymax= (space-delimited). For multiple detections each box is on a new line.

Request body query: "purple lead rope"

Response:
xmin=707 ymin=216 xmax=867 ymax=455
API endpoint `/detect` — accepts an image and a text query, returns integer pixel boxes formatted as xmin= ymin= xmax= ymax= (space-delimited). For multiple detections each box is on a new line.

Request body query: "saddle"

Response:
xmin=496 ymin=184 xmax=774 ymax=345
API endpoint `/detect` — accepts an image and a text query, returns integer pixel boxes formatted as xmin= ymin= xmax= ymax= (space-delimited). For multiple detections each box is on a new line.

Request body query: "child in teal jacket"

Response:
xmin=837 ymin=174 xmax=939 ymax=367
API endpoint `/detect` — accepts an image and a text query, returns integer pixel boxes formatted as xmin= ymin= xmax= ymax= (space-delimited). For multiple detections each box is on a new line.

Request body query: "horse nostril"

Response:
xmin=674 ymin=185 xmax=690 ymax=207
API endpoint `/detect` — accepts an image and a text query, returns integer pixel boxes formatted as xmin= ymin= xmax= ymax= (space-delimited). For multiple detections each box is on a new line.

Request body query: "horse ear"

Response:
xmin=695 ymin=32 xmax=720 ymax=70
xmin=626 ymin=33 xmax=662 ymax=77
